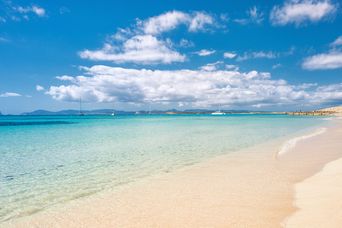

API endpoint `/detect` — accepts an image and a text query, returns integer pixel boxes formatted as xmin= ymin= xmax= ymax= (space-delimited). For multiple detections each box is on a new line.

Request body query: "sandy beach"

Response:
xmin=2 ymin=119 xmax=342 ymax=228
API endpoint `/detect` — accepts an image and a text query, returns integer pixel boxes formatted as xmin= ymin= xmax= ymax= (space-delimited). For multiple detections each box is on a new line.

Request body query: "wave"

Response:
xmin=278 ymin=127 xmax=327 ymax=156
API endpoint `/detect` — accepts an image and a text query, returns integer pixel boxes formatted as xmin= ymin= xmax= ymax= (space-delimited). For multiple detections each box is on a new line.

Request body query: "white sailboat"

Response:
xmin=111 ymin=104 xmax=115 ymax=116
xmin=211 ymin=105 xmax=225 ymax=115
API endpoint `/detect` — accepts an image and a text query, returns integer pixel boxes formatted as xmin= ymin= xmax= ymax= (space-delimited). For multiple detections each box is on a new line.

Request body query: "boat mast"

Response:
xmin=79 ymin=97 xmax=83 ymax=115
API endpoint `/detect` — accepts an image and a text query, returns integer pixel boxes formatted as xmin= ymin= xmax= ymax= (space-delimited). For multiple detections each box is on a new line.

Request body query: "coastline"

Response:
xmin=284 ymin=119 xmax=342 ymax=228
xmin=2 ymin=118 xmax=342 ymax=227
xmin=284 ymin=157 xmax=342 ymax=228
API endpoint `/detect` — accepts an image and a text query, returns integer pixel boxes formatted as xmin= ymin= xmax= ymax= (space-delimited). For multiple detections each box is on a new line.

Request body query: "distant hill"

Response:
xmin=22 ymin=109 xmax=135 ymax=115
xmin=21 ymin=109 xmax=272 ymax=116
xmin=318 ymin=106 xmax=342 ymax=116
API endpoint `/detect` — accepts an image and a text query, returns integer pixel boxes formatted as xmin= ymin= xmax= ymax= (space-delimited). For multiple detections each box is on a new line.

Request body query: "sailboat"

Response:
xmin=111 ymin=103 xmax=115 ymax=116
xmin=79 ymin=98 xmax=85 ymax=116
xmin=211 ymin=105 xmax=225 ymax=115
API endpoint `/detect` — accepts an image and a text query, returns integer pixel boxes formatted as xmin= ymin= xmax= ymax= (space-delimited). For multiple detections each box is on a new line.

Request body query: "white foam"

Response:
xmin=278 ymin=128 xmax=327 ymax=156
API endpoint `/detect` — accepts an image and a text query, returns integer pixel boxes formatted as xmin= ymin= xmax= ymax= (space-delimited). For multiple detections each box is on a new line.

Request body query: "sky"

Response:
xmin=0 ymin=0 xmax=341 ymax=114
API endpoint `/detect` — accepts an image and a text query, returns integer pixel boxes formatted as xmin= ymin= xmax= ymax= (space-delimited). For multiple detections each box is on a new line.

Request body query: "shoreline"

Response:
xmin=284 ymin=119 xmax=342 ymax=227
xmin=2 ymin=118 xmax=342 ymax=227
xmin=284 ymin=157 xmax=342 ymax=227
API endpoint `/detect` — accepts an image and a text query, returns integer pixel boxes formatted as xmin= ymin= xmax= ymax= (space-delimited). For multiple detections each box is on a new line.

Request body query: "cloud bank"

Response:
xmin=45 ymin=65 xmax=342 ymax=108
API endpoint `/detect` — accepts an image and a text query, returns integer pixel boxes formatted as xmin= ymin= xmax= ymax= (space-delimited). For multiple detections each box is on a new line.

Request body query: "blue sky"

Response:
xmin=0 ymin=0 xmax=341 ymax=114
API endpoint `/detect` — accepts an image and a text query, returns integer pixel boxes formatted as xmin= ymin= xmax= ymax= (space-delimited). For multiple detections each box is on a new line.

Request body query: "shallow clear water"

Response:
xmin=0 ymin=114 xmax=325 ymax=221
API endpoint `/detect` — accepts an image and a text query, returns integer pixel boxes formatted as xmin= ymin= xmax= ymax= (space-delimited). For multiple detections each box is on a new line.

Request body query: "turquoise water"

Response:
xmin=0 ymin=114 xmax=325 ymax=222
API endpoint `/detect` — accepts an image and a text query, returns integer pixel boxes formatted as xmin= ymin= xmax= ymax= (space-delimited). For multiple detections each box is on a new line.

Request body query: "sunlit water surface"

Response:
xmin=0 ymin=114 xmax=326 ymax=221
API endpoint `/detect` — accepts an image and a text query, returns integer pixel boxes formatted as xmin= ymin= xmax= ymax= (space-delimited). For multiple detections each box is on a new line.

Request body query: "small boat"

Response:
xmin=211 ymin=105 xmax=225 ymax=115
xmin=211 ymin=110 xmax=225 ymax=115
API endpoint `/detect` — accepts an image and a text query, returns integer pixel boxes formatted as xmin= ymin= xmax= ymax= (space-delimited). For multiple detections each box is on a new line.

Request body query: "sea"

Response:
xmin=0 ymin=114 xmax=326 ymax=222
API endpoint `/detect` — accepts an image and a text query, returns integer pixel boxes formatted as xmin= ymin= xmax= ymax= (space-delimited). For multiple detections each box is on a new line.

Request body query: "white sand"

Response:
xmin=2 ymin=120 xmax=342 ymax=228
xmin=284 ymin=133 xmax=342 ymax=227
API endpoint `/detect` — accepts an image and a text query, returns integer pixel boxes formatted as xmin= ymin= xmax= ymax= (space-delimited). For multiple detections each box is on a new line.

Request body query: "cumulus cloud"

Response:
xmin=0 ymin=92 xmax=21 ymax=97
xmin=270 ymin=0 xmax=337 ymax=26
xmin=45 ymin=65 xmax=342 ymax=108
xmin=223 ymin=52 xmax=237 ymax=59
xmin=79 ymin=11 xmax=216 ymax=65
xmin=194 ymin=49 xmax=216 ymax=56
xmin=80 ymin=35 xmax=185 ymax=64
xmin=302 ymin=52 xmax=342 ymax=70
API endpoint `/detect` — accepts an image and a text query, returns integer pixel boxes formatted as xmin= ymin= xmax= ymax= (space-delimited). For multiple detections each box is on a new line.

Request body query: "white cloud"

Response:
xmin=178 ymin=39 xmax=194 ymax=47
xmin=56 ymin=75 xmax=75 ymax=81
xmin=302 ymin=51 xmax=342 ymax=70
xmin=45 ymin=65 xmax=342 ymax=107
xmin=270 ymin=0 xmax=337 ymax=26
xmin=235 ymin=6 xmax=264 ymax=25
xmin=80 ymin=35 xmax=185 ymax=64
xmin=272 ymin=63 xmax=282 ymax=69
xmin=330 ymin=35 xmax=342 ymax=47
xmin=14 ymin=5 xmax=46 ymax=17
xmin=79 ymin=11 xmax=216 ymax=65
xmin=223 ymin=52 xmax=237 ymax=59
xmin=142 ymin=11 xmax=189 ymax=35
xmin=142 ymin=11 xmax=214 ymax=35
xmin=0 ymin=2 xmax=46 ymax=22
xmin=0 ymin=92 xmax=21 ymax=97
xmin=225 ymin=64 xmax=239 ymax=71
xmin=199 ymin=61 xmax=223 ymax=71
xmin=31 ymin=5 xmax=45 ymax=17
xmin=237 ymin=51 xmax=277 ymax=61
xmin=248 ymin=6 xmax=264 ymax=24
xmin=36 ymin=85 xmax=45 ymax=91
xmin=303 ymin=36 xmax=342 ymax=70
xmin=195 ymin=49 xmax=216 ymax=56
xmin=188 ymin=12 xmax=215 ymax=31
